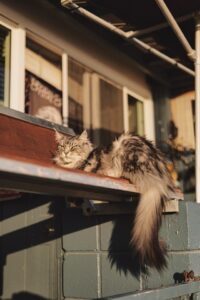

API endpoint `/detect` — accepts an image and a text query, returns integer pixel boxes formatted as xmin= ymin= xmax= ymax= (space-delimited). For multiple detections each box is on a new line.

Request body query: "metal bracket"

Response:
xmin=82 ymin=198 xmax=180 ymax=216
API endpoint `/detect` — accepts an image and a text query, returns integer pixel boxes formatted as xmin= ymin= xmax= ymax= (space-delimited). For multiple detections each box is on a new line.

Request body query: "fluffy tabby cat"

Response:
xmin=54 ymin=130 xmax=175 ymax=270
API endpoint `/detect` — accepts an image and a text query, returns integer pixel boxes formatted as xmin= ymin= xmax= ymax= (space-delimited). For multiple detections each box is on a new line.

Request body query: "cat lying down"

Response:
xmin=54 ymin=130 xmax=175 ymax=271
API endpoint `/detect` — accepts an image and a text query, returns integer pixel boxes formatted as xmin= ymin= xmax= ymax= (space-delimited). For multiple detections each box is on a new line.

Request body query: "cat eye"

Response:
xmin=58 ymin=145 xmax=64 ymax=150
xmin=70 ymin=146 xmax=80 ymax=151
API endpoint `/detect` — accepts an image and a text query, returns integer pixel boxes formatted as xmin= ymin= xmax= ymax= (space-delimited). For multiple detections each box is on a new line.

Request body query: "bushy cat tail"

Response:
xmin=130 ymin=185 xmax=167 ymax=271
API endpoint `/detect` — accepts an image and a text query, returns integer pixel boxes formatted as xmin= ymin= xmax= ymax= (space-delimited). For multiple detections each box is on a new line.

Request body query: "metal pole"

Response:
xmin=132 ymin=38 xmax=195 ymax=77
xmin=195 ymin=13 xmax=200 ymax=203
xmin=155 ymin=0 xmax=195 ymax=61
xmin=61 ymin=0 xmax=134 ymax=38
xmin=61 ymin=0 xmax=195 ymax=77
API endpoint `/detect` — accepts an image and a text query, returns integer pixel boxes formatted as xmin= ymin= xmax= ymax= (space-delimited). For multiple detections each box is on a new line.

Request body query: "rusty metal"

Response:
xmin=0 ymin=156 xmax=139 ymax=201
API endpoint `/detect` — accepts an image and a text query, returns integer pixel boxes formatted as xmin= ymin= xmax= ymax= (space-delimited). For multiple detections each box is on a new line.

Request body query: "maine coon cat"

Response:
xmin=54 ymin=130 xmax=175 ymax=270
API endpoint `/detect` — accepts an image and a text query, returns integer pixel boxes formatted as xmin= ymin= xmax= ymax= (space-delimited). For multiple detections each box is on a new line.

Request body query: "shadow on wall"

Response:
xmin=61 ymin=201 xmax=147 ymax=277
xmin=0 ymin=194 xmax=147 ymax=298
xmin=108 ymin=206 xmax=148 ymax=278
xmin=12 ymin=291 xmax=48 ymax=299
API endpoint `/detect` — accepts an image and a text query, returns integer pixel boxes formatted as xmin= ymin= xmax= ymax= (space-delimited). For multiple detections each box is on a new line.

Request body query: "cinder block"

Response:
xmin=63 ymin=254 xmax=98 ymax=299
xmin=99 ymin=202 xmax=197 ymax=253
xmin=188 ymin=252 xmax=200 ymax=275
xmin=144 ymin=252 xmax=200 ymax=290
xmin=160 ymin=202 xmax=188 ymax=251
xmin=2 ymin=252 xmax=26 ymax=299
xmin=100 ymin=215 xmax=134 ymax=251
xmin=187 ymin=202 xmax=200 ymax=250
xmin=101 ymin=253 xmax=140 ymax=298
xmin=193 ymin=292 xmax=200 ymax=300
xmin=160 ymin=202 xmax=200 ymax=251
xmin=143 ymin=253 xmax=190 ymax=289
xmin=62 ymin=208 xmax=97 ymax=251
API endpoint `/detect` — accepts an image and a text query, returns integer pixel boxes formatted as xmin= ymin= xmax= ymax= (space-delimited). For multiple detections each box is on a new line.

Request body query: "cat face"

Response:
xmin=54 ymin=130 xmax=93 ymax=168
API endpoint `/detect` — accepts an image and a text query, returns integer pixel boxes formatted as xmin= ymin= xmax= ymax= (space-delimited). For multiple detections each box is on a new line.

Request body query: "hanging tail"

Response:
xmin=131 ymin=185 xmax=167 ymax=271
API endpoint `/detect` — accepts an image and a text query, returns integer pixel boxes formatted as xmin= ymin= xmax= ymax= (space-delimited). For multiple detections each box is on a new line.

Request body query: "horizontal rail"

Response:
xmin=0 ymin=156 xmax=138 ymax=201
xmin=104 ymin=282 xmax=200 ymax=300
xmin=82 ymin=199 xmax=180 ymax=216
xmin=0 ymin=156 xmax=182 ymax=204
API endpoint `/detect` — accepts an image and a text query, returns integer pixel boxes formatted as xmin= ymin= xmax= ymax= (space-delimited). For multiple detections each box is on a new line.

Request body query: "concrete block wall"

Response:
xmin=62 ymin=201 xmax=200 ymax=299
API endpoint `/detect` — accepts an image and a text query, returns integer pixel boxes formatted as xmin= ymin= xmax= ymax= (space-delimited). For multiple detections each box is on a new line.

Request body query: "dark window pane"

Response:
xmin=0 ymin=25 xmax=11 ymax=106
xmin=128 ymin=95 xmax=144 ymax=135
xmin=68 ymin=58 xmax=91 ymax=134
xmin=98 ymin=79 xmax=123 ymax=145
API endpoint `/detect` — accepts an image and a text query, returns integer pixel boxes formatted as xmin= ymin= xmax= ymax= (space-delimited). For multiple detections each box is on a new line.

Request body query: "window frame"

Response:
xmin=0 ymin=17 xmax=14 ymax=108
xmin=0 ymin=16 xmax=155 ymax=140
xmin=25 ymin=31 xmax=69 ymax=124
xmin=123 ymin=87 xmax=155 ymax=141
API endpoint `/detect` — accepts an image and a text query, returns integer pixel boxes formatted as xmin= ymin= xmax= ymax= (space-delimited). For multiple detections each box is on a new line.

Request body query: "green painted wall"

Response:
xmin=0 ymin=195 xmax=62 ymax=300
xmin=62 ymin=201 xmax=200 ymax=299
xmin=1 ymin=197 xmax=200 ymax=299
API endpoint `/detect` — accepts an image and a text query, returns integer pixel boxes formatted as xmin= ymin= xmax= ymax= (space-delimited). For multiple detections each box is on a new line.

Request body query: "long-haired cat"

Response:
xmin=54 ymin=130 xmax=175 ymax=270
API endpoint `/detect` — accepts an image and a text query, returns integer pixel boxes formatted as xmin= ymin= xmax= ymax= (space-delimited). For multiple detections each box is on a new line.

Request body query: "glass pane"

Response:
xmin=128 ymin=95 xmax=144 ymax=135
xmin=25 ymin=38 xmax=62 ymax=124
xmin=99 ymin=79 xmax=123 ymax=144
xmin=0 ymin=25 xmax=11 ymax=106
xmin=25 ymin=71 xmax=62 ymax=124
xmin=68 ymin=58 xmax=91 ymax=134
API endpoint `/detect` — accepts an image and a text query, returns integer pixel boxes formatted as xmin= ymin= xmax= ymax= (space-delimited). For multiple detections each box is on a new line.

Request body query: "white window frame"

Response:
xmin=91 ymin=74 xmax=155 ymax=141
xmin=0 ymin=16 xmax=26 ymax=111
xmin=123 ymin=87 xmax=155 ymax=141
xmin=25 ymin=31 xmax=69 ymax=125
xmin=91 ymin=73 xmax=123 ymax=129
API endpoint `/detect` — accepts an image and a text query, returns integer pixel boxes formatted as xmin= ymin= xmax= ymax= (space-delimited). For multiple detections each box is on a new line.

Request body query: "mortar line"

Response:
xmin=96 ymin=221 xmax=102 ymax=298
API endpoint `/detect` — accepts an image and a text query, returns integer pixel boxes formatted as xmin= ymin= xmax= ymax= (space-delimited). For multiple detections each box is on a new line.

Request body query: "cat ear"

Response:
xmin=54 ymin=129 xmax=64 ymax=143
xmin=79 ymin=130 xmax=88 ymax=140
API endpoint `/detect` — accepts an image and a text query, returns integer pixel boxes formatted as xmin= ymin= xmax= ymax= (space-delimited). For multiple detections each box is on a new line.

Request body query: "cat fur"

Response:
xmin=54 ymin=130 xmax=175 ymax=270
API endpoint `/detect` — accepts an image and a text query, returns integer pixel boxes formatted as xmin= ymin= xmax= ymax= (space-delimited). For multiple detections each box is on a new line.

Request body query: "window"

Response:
xmin=25 ymin=38 xmax=63 ymax=124
xmin=94 ymin=77 xmax=124 ymax=145
xmin=0 ymin=24 xmax=152 ymax=140
xmin=128 ymin=95 xmax=144 ymax=136
xmin=123 ymin=88 xmax=154 ymax=141
xmin=68 ymin=58 xmax=151 ymax=145
xmin=68 ymin=57 xmax=91 ymax=133
xmin=68 ymin=62 xmax=124 ymax=145
xmin=0 ymin=24 xmax=11 ymax=107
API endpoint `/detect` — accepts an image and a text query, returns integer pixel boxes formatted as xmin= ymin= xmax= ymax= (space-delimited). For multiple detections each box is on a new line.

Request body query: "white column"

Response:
xmin=195 ymin=13 xmax=200 ymax=203
xmin=83 ymin=72 xmax=91 ymax=130
xmin=62 ymin=53 xmax=68 ymax=126
xmin=91 ymin=74 xmax=101 ymax=143
xmin=123 ymin=87 xmax=129 ymax=133
xmin=10 ymin=27 xmax=25 ymax=112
